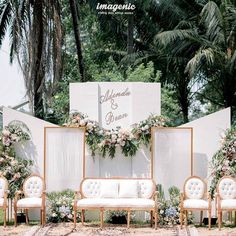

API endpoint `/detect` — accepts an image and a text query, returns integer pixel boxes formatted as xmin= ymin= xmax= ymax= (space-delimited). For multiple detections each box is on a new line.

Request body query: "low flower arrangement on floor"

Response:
xmin=157 ymin=185 xmax=193 ymax=226
xmin=47 ymin=190 xmax=80 ymax=223
xmin=64 ymin=112 xmax=166 ymax=158
xmin=210 ymin=126 xmax=236 ymax=196
xmin=0 ymin=122 xmax=32 ymax=198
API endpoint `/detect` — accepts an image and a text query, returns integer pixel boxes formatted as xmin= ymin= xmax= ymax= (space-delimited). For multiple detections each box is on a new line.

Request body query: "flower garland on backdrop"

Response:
xmin=64 ymin=112 xmax=166 ymax=158
xmin=210 ymin=126 xmax=236 ymax=196
xmin=0 ymin=122 xmax=32 ymax=198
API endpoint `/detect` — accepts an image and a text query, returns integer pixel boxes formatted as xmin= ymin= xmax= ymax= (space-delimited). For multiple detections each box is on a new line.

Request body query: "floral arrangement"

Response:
xmin=64 ymin=112 xmax=166 ymax=158
xmin=47 ymin=190 xmax=80 ymax=223
xmin=0 ymin=122 xmax=32 ymax=198
xmin=157 ymin=185 xmax=193 ymax=225
xmin=210 ymin=126 xmax=236 ymax=196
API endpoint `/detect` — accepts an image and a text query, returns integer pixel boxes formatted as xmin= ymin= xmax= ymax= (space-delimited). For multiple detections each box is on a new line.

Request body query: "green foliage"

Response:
xmin=65 ymin=112 xmax=166 ymax=159
xmin=0 ymin=124 xmax=32 ymax=198
xmin=158 ymin=185 xmax=193 ymax=225
xmin=210 ymin=126 xmax=236 ymax=196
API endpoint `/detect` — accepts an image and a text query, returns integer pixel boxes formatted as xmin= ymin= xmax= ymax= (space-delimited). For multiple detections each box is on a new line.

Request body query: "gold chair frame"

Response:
xmin=73 ymin=177 xmax=159 ymax=230
xmin=180 ymin=176 xmax=211 ymax=230
xmin=14 ymin=174 xmax=46 ymax=226
xmin=216 ymin=176 xmax=236 ymax=230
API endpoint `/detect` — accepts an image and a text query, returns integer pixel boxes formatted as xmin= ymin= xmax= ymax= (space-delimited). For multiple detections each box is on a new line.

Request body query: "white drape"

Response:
xmin=45 ymin=128 xmax=84 ymax=192
xmin=153 ymin=128 xmax=192 ymax=197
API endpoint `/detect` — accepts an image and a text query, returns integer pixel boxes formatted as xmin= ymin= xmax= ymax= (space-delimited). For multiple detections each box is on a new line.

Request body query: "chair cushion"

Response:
xmin=183 ymin=199 xmax=208 ymax=209
xmin=77 ymin=198 xmax=155 ymax=209
xmin=220 ymin=199 xmax=236 ymax=209
xmin=100 ymin=181 xmax=118 ymax=198
xmin=119 ymin=181 xmax=138 ymax=198
xmin=17 ymin=198 xmax=42 ymax=208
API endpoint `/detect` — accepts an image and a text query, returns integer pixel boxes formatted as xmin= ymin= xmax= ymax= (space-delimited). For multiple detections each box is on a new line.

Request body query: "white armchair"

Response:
xmin=216 ymin=176 xmax=236 ymax=230
xmin=14 ymin=174 xmax=46 ymax=226
xmin=0 ymin=176 xmax=8 ymax=227
xmin=180 ymin=176 xmax=211 ymax=229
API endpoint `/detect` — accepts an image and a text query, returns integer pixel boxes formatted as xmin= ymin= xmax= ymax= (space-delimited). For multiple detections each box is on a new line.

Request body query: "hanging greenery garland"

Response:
xmin=64 ymin=112 xmax=166 ymax=158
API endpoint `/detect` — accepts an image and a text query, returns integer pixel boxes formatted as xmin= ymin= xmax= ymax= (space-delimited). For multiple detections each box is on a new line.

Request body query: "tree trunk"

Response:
xmin=31 ymin=1 xmax=45 ymax=118
xmin=127 ymin=14 xmax=134 ymax=54
xmin=69 ymin=0 xmax=85 ymax=82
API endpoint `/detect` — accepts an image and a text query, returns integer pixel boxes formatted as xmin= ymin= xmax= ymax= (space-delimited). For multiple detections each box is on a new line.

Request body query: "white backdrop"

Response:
xmin=45 ymin=127 xmax=85 ymax=192
xmin=153 ymin=128 xmax=192 ymax=197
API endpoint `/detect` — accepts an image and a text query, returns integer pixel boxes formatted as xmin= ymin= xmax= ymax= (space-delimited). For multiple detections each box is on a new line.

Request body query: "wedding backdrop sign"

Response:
xmin=44 ymin=127 xmax=85 ymax=191
xmin=152 ymin=127 xmax=193 ymax=196
xmin=70 ymin=82 xmax=161 ymax=129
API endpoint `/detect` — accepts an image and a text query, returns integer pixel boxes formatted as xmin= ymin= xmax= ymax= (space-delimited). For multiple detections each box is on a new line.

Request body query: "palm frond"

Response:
xmin=0 ymin=1 xmax=12 ymax=47
xmin=185 ymin=47 xmax=215 ymax=75
xmin=155 ymin=29 xmax=198 ymax=47
xmin=200 ymin=1 xmax=225 ymax=44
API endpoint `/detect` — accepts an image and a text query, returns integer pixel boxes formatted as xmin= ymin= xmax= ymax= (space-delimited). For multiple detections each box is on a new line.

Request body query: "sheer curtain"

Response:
xmin=153 ymin=128 xmax=192 ymax=197
xmin=45 ymin=128 xmax=84 ymax=192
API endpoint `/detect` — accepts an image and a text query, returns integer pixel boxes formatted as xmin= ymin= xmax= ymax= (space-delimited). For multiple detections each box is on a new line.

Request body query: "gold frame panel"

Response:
xmin=44 ymin=126 xmax=86 ymax=186
xmin=151 ymin=127 xmax=193 ymax=178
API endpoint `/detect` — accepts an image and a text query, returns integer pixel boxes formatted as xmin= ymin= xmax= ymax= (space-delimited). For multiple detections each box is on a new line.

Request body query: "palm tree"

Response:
xmin=69 ymin=0 xmax=86 ymax=82
xmin=155 ymin=0 xmax=236 ymax=120
xmin=0 ymin=0 xmax=63 ymax=118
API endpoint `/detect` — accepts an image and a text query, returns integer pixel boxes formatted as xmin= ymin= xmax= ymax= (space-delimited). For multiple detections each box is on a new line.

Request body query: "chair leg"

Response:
xmin=25 ymin=209 xmax=29 ymax=225
xmin=234 ymin=211 xmax=236 ymax=226
xmin=81 ymin=209 xmax=85 ymax=225
xmin=180 ymin=208 xmax=183 ymax=229
xmin=14 ymin=206 xmax=17 ymax=227
xmin=127 ymin=211 xmax=130 ymax=229
xmin=4 ymin=208 xmax=6 ymax=227
xmin=100 ymin=209 xmax=104 ymax=228
xmin=40 ymin=209 xmax=42 ymax=225
xmin=73 ymin=206 xmax=77 ymax=228
xmin=200 ymin=211 xmax=203 ymax=226
xmin=185 ymin=210 xmax=188 ymax=226
xmin=208 ymin=208 xmax=211 ymax=230
xmin=42 ymin=208 xmax=45 ymax=226
xmin=154 ymin=211 xmax=157 ymax=230
xmin=218 ymin=210 xmax=221 ymax=230
xmin=150 ymin=210 xmax=153 ymax=227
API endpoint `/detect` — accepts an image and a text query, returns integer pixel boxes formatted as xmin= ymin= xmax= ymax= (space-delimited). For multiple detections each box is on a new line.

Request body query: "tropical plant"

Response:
xmin=0 ymin=0 xmax=63 ymax=118
xmin=155 ymin=0 xmax=236 ymax=120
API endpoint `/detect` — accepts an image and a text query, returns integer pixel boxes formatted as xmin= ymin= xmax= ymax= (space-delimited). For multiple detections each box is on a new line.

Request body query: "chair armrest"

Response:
xmin=180 ymin=192 xmax=184 ymax=208
xmin=207 ymin=192 xmax=212 ymax=209
xmin=14 ymin=190 xmax=24 ymax=209
xmin=3 ymin=190 xmax=9 ymax=207
xmin=74 ymin=191 xmax=82 ymax=208
xmin=15 ymin=190 xmax=24 ymax=200
xmin=153 ymin=191 xmax=159 ymax=208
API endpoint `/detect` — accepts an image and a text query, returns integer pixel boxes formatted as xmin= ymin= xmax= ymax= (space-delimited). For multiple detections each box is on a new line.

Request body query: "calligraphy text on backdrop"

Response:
xmin=100 ymin=88 xmax=131 ymax=125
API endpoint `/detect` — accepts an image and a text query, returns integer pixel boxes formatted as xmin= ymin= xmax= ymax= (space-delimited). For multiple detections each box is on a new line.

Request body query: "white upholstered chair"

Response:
xmin=14 ymin=174 xmax=46 ymax=226
xmin=0 ymin=176 xmax=8 ymax=227
xmin=216 ymin=176 xmax=236 ymax=230
xmin=180 ymin=176 xmax=211 ymax=229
